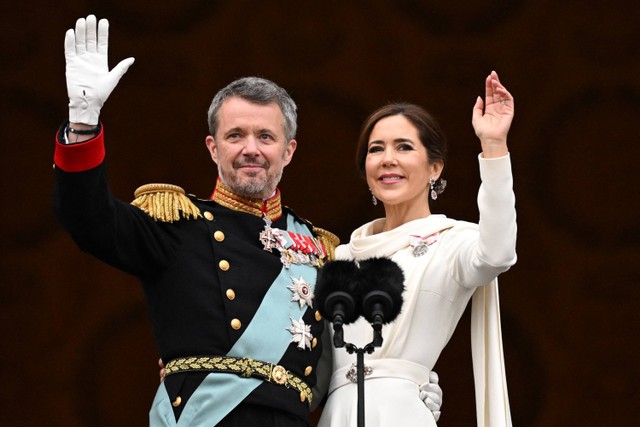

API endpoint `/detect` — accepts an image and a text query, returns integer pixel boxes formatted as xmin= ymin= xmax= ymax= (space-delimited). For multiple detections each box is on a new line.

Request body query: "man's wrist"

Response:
xmin=65 ymin=122 xmax=101 ymax=144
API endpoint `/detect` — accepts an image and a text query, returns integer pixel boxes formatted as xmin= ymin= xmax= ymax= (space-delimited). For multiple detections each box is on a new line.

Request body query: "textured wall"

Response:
xmin=1 ymin=1 xmax=638 ymax=426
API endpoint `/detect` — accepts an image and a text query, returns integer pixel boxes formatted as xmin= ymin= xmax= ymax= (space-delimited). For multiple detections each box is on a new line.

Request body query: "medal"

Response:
xmin=260 ymin=215 xmax=327 ymax=268
xmin=259 ymin=215 xmax=276 ymax=252
xmin=288 ymin=317 xmax=313 ymax=351
xmin=288 ymin=276 xmax=314 ymax=309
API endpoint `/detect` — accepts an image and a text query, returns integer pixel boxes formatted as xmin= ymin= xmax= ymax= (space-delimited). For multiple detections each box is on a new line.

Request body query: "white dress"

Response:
xmin=318 ymin=154 xmax=517 ymax=427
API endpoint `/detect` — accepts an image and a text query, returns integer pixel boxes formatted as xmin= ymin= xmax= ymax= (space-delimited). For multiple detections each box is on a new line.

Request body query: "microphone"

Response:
xmin=315 ymin=260 xmax=363 ymax=347
xmin=316 ymin=257 xmax=405 ymax=348
xmin=358 ymin=257 xmax=405 ymax=346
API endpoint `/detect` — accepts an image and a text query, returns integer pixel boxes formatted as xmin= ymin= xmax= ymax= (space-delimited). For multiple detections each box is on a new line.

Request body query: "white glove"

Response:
xmin=419 ymin=371 xmax=443 ymax=422
xmin=65 ymin=15 xmax=135 ymax=125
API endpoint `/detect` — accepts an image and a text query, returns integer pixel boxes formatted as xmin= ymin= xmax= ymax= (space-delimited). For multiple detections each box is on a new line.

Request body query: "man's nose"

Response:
xmin=242 ymin=136 xmax=260 ymax=155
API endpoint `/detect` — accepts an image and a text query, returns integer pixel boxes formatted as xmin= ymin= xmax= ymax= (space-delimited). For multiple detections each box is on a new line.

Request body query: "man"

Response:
xmin=54 ymin=15 xmax=442 ymax=426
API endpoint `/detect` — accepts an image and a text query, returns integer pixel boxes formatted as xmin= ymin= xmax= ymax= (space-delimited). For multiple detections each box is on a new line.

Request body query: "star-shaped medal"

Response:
xmin=288 ymin=317 xmax=313 ymax=351
xmin=288 ymin=276 xmax=314 ymax=309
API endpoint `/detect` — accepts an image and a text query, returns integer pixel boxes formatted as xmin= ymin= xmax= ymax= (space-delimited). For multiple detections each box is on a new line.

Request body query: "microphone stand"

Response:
xmin=332 ymin=321 xmax=383 ymax=427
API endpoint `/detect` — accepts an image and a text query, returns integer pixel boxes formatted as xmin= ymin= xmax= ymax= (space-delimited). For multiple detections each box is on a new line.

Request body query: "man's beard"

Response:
xmin=218 ymin=159 xmax=283 ymax=199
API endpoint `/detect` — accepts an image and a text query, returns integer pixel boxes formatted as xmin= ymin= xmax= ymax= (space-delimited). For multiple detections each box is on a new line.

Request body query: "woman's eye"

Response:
xmin=398 ymin=143 xmax=414 ymax=151
xmin=368 ymin=146 xmax=383 ymax=153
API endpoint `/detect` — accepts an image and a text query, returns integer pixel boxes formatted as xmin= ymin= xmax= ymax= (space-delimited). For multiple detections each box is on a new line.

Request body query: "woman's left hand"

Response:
xmin=472 ymin=71 xmax=514 ymax=157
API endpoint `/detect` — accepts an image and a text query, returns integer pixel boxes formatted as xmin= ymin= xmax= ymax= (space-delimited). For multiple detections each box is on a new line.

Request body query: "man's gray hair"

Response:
xmin=207 ymin=77 xmax=297 ymax=141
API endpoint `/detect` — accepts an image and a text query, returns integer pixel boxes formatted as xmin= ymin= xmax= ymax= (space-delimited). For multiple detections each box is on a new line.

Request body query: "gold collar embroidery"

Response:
xmin=211 ymin=178 xmax=283 ymax=221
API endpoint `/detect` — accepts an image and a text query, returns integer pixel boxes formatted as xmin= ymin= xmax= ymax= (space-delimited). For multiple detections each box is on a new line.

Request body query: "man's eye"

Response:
xmin=260 ymin=134 xmax=273 ymax=140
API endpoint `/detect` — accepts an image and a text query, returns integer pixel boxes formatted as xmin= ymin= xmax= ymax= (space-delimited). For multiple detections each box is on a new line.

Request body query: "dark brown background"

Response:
xmin=1 ymin=1 xmax=639 ymax=426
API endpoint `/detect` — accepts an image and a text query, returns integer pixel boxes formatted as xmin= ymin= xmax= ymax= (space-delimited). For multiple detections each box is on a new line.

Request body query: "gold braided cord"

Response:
xmin=164 ymin=356 xmax=313 ymax=404
xmin=131 ymin=183 xmax=202 ymax=222
xmin=313 ymin=227 xmax=340 ymax=261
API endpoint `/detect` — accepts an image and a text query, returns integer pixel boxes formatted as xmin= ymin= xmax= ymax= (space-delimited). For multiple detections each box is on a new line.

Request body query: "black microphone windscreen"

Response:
xmin=358 ymin=257 xmax=405 ymax=323
xmin=315 ymin=260 xmax=362 ymax=324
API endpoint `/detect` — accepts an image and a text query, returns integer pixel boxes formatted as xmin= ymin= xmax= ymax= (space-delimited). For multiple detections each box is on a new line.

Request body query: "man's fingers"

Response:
xmin=110 ymin=57 xmax=135 ymax=82
xmin=97 ymin=18 xmax=109 ymax=55
xmin=85 ymin=15 xmax=97 ymax=53
xmin=422 ymin=391 xmax=442 ymax=406
xmin=64 ymin=29 xmax=76 ymax=59
xmin=75 ymin=17 xmax=87 ymax=54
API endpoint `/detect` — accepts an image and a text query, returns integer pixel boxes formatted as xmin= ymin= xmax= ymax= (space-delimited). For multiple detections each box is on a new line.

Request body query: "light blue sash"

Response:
xmin=150 ymin=214 xmax=318 ymax=427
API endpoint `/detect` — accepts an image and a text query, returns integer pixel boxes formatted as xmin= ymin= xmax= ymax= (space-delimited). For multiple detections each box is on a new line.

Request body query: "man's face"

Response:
xmin=206 ymin=97 xmax=297 ymax=198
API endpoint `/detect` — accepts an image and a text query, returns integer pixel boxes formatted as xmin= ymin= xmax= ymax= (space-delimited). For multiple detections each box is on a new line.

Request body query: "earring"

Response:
xmin=370 ymin=189 xmax=378 ymax=206
xmin=429 ymin=177 xmax=447 ymax=200
xmin=429 ymin=177 xmax=437 ymax=200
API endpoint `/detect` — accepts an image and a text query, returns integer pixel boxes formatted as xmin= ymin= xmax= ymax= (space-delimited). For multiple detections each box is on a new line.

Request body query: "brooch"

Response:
xmin=346 ymin=362 xmax=373 ymax=383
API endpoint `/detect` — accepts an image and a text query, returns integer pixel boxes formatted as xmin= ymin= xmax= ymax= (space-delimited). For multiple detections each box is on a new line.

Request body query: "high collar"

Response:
xmin=210 ymin=178 xmax=283 ymax=221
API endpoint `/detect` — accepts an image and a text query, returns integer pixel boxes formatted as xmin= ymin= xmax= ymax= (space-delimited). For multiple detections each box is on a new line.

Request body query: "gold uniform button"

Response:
xmin=172 ymin=396 xmax=182 ymax=407
xmin=214 ymin=231 xmax=225 ymax=242
xmin=226 ymin=289 xmax=236 ymax=300
xmin=315 ymin=311 xmax=322 ymax=321
xmin=219 ymin=260 xmax=230 ymax=271
xmin=311 ymin=337 xmax=318 ymax=348
xmin=204 ymin=211 xmax=214 ymax=221
xmin=304 ymin=366 xmax=313 ymax=376
xmin=231 ymin=318 xmax=242 ymax=330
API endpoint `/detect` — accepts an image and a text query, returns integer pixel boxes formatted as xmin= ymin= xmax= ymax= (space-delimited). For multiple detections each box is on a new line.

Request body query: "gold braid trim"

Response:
xmin=131 ymin=183 xmax=202 ymax=223
xmin=313 ymin=227 xmax=340 ymax=261
xmin=212 ymin=179 xmax=282 ymax=221
xmin=164 ymin=356 xmax=313 ymax=405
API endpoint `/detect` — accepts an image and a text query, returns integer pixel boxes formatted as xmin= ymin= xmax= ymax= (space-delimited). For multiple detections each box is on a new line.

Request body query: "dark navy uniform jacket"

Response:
xmin=53 ymin=125 xmax=333 ymax=424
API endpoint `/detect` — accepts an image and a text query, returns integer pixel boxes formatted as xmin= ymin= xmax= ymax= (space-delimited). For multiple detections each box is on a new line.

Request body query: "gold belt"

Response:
xmin=164 ymin=356 xmax=313 ymax=405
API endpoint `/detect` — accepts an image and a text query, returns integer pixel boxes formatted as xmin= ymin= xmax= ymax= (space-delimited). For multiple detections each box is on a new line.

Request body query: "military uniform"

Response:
xmin=53 ymin=124 xmax=337 ymax=426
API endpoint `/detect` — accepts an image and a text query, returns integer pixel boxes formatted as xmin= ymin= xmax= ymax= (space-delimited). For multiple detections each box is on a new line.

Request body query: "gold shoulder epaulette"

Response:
xmin=313 ymin=227 xmax=340 ymax=261
xmin=131 ymin=183 xmax=202 ymax=223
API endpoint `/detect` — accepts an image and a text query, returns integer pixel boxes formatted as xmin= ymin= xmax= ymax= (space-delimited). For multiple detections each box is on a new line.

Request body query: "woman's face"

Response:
xmin=365 ymin=114 xmax=442 ymax=209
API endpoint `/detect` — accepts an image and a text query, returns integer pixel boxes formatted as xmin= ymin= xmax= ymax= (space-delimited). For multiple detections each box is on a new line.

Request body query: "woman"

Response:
xmin=318 ymin=71 xmax=516 ymax=427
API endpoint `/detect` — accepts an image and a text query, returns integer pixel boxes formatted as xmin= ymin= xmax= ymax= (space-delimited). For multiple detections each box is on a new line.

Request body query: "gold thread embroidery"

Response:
xmin=212 ymin=180 xmax=282 ymax=221
xmin=164 ymin=356 xmax=313 ymax=404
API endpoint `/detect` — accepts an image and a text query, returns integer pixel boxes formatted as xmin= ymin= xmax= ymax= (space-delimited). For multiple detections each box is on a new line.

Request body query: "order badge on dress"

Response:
xmin=409 ymin=232 xmax=440 ymax=257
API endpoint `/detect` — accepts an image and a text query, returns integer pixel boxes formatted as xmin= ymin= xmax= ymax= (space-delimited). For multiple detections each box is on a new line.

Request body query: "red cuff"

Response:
xmin=54 ymin=125 xmax=106 ymax=172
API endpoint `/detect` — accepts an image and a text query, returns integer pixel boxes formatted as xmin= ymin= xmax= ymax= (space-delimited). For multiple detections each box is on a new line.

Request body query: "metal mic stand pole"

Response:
xmin=333 ymin=324 xmax=383 ymax=427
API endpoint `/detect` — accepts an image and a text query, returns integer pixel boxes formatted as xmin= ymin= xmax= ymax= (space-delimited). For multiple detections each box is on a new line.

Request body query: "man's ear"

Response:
xmin=205 ymin=135 xmax=218 ymax=164
xmin=282 ymin=139 xmax=297 ymax=167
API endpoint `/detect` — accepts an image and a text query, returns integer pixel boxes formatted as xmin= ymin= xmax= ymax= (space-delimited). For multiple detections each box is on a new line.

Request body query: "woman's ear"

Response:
xmin=430 ymin=160 xmax=444 ymax=180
